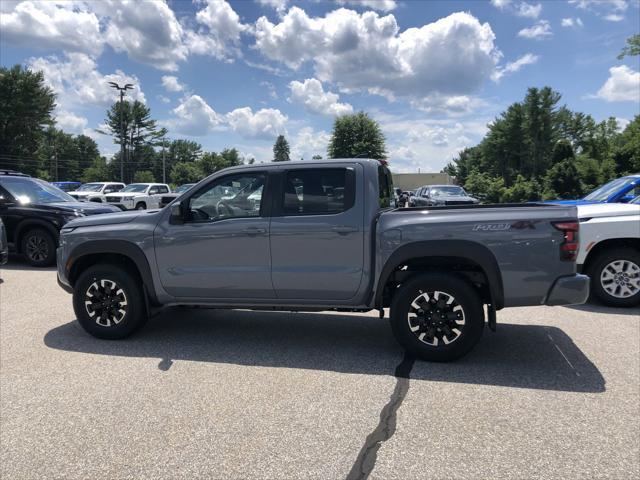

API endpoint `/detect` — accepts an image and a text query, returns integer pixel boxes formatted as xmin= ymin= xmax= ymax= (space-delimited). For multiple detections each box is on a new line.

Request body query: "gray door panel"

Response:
xmin=269 ymin=165 xmax=364 ymax=300
xmin=156 ymin=217 xmax=274 ymax=298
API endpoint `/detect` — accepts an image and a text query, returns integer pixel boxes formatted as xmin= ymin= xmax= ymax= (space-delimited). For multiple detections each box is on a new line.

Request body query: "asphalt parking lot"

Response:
xmin=1 ymin=258 xmax=639 ymax=480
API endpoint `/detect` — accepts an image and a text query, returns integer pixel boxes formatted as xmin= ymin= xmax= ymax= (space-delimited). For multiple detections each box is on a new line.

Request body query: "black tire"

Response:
xmin=21 ymin=228 xmax=56 ymax=267
xmin=588 ymin=248 xmax=640 ymax=307
xmin=73 ymin=264 xmax=147 ymax=339
xmin=390 ymin=273 xmax=484 ymax=362
xmin=135 ymin=202 xmax=146 ymax=210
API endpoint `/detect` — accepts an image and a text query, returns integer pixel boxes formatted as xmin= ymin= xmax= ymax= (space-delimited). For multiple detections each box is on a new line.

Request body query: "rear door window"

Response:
xmin=282 ymin=168 xmax=354 ymax=215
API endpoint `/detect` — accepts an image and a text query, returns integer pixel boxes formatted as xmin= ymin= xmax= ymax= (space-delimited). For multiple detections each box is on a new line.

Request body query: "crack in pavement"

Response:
xmin=346 ymin=353 xmax=416 ymax=480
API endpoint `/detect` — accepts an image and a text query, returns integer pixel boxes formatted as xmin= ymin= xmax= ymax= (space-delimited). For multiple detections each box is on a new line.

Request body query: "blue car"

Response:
xmin=549 ymin=174 xmax=640 ymax=205
xmin=51 ymin=181 xmax=82 ymax=192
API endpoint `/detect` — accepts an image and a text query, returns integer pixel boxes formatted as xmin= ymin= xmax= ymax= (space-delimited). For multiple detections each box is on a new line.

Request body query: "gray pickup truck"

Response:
xmin=57 ymin=159 xmax=589 ymax=361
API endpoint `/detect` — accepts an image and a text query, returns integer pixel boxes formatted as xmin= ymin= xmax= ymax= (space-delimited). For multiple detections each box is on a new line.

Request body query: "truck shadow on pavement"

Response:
xmin=44 ymin=308 xmax=605 ymax=394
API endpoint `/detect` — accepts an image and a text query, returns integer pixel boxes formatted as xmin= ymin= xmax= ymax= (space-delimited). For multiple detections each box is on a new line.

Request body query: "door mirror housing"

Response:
xmin=170 ymin=202 xmax=185 ymax=224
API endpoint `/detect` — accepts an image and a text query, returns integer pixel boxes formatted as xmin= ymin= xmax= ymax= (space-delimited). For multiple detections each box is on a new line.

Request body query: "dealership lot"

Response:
xmin=1 ymin=260 xmax=638 ymax=479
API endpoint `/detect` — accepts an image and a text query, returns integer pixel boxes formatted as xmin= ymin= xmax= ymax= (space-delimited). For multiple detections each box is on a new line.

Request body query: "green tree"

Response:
xmin=171 ymin=162 xmax=202 ymax=185
xmin=0 ymin=65 xmax=56 ymax=175
xmin=81 ymin=157 xmax=109 ymax=183
xmin=312 ymin=154 xmax=323 ymax=160
xmin=328 ymin=111 xmax=386 ymax=160
xmin=501 ymin=175 xmax=542 ymax=203
xmin=618 ymin=34 xmax=640 ymax=59
xmin=38 ymin=127 xmax=79 ymax=181
xmin=273 ymin=135 xmax=290 ymax=162
xmin=464 ymin=172 xmax=505 ymax=203
xmin=102 ymin=100 xmax=161 ymax=183
xmin=612 ymin=116 xmax=640 ymax=175
xmin=543 ymin=159 xmax=582 ymax=199
xmin=133 ymin=170 xmax=155 ymax=183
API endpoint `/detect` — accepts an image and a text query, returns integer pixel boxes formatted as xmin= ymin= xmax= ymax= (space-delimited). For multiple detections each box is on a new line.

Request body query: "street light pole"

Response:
xmin=108 ymin=82 xmax=134 ymax=183
xmin=162 ymin=136 xmax=166 ymax=184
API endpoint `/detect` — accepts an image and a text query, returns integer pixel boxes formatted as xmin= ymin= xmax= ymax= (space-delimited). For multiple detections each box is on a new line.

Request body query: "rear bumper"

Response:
xmin=544 ymin=274 xmax=590 ymax=306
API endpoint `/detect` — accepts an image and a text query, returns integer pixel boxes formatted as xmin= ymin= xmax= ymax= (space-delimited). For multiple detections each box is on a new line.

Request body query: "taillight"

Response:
xmin=552 ymin=221 xmax=579 ymax=261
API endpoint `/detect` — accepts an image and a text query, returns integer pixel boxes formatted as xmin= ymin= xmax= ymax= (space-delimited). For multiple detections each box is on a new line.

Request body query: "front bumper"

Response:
xmin=56 ymin=246 xmax=73 ymax=293
xmin=544 ymin=274 xmax=590 ymax=306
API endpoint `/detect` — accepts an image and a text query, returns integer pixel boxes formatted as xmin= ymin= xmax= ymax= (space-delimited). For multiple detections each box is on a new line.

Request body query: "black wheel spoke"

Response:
xmin=408 ymin=290 xmax=465 ymax=347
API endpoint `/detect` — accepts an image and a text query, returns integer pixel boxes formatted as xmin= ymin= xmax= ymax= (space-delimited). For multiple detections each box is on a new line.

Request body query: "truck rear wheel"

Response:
xmin=588 ymin=248 xmax=640 ymax=307
xmin=390 ymin=273 xmax=484 ymax=362
xmin=73 ymin=264 xmax=147 ymax=339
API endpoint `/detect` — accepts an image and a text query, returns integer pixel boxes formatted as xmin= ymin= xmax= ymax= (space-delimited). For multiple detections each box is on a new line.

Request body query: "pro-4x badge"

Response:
xmin=472 ymin=223 xmax=512 ymax=231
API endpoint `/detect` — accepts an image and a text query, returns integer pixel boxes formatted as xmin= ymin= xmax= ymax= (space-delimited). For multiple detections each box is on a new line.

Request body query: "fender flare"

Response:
xmin=375 ymin=240 xmax=504 ymax=309
xmin=15 ymin=219 xmax=59 ymax=252
xmin=67 ymin=240 xmax=159 ymax=305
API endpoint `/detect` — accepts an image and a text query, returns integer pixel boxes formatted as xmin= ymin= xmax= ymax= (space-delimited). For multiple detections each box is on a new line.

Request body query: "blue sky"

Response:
xmin=1 ymin=0 xmax=639 ymax=172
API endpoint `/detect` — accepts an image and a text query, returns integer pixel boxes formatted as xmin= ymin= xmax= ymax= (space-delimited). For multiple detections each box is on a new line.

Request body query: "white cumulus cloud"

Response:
xmin=27 ymin=52 xmax=146 ymax=109
xmin=290 ymin=127 xmax=331 ymax=161
xmin=561 ymin=17 xmax=584 ymax=27
xmin=161 ymin=76 xmax=184 ymax=92
xmin=254 ymin=8 xmax=500 ymax=109
xmin=289 ymin=78 xmax=353 ymax=116
xmin=518 ymin=20 xmax=552 ymax=39
xmin=169 ymin=95 xmax=223 ymax=136
xmin=336 ymin=1 xmax=397 ymax=12
xmin=0 ymin=1 xmax=103 ymax=55
xmin=492 ymin=53 xmax=540 ymax=81
xmin=515 ymin=2 xmax=541 ymax=18
xmin=226 ymin=107 xmax=288 ymax=139
xmin=594 ymin=65 xmax=640 ymax=102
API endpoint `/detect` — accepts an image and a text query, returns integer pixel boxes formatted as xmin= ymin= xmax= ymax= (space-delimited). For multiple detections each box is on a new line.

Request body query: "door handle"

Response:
xmin=242 ymin=227 xmax=266 ymax=236
xmin=332 ymin=225 xmax=358 ymax=234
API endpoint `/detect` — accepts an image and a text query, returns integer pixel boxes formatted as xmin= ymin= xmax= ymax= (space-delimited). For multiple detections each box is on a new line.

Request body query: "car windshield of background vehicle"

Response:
xmin=630 ymin=195 xmax=640 ymax=205
xmin=431 ymin=186 xmax=465 ymax=197
xmin=77 ymin=183 xmax=104 ymax=192
xmin=583 ymin=177 xmax=634 ymax=201
xmin=2 ymin=177 xmax=75 ymax=204
xmin=120 ymin=184 xmax=149 ymax=193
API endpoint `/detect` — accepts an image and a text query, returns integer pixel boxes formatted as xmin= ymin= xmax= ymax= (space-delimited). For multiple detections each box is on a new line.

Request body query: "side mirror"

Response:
xmin=170 ymin=202 xmax=185 ymax=224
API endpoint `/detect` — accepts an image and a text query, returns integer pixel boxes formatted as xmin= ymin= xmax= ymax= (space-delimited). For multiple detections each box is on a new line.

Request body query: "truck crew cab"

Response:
xmin=57 ymin=159 xmax=589 ymax=361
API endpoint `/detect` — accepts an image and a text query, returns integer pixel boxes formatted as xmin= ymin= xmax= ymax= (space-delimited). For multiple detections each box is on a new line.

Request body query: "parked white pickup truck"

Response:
xmin=104 ymin=183 xmax=170 ymax=210
xmin=68 ymin=182 xmax=125 ymax=203
xmin=577 ymin=198 xmax=640 ymax=307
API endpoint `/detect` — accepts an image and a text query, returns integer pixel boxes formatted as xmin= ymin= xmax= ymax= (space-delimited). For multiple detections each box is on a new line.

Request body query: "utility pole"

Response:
xmin=108 ymin=82 xmax=134 ymax=183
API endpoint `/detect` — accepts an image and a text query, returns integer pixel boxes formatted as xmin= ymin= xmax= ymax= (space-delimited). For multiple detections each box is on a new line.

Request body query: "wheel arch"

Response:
xmin=66 ymin=240 xmax=159 ymax=305
xmin=583 ymin=237 xmax=640 ymax=274
xmin=375 ymin=240 xmax=504 ymax=310
xmin=15 ymin=219 xmax=59 ymax=253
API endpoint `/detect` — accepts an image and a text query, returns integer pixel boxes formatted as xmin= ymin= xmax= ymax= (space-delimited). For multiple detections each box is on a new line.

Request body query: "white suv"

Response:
xmin=104 ymin=183 xmax=171 ymax=210
xmin=68 ymin=182 xmax=125 ymax=202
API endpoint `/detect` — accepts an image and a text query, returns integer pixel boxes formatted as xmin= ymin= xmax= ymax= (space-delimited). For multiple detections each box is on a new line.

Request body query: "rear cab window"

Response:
xmin=378 ymin=163 xmax=394 ymax=209
xmin=282 ymin=168 xmax=355 ymax=215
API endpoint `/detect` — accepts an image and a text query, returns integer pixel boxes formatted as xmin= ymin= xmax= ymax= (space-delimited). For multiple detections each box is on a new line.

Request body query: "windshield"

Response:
xmin=631 ymin=195 xmax=640 ymax=205
xmin=175 ymin=184 xmax=195 ymax=193
xmin=120 ymin=184 xmax=149 ymax=193
xmin=431 ymin=186 xmax=466 ymax=197
xmin=584 ymin=177 xmax=635 ymax=201
xmin=77 ymin=183 xmax=104 ymax=192
xmin=2 ymin=177 xmax=75 ymax=204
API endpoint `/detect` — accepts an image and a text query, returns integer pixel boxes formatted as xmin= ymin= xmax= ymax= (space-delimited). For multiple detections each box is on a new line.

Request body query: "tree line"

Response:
xmin=442 ymin=86 xmax=639 ymax=202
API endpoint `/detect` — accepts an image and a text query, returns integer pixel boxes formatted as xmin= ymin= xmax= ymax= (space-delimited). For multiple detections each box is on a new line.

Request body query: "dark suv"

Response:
xmin=0 ymin=170 xmax=121 ymax=266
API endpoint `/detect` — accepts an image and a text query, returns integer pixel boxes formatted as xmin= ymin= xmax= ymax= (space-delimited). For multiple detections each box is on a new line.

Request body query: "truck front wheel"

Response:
xmin=390 ymin=273 xmax=484 ymax=362
xmin=73 ymin=264 xmax=147 ymax=339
